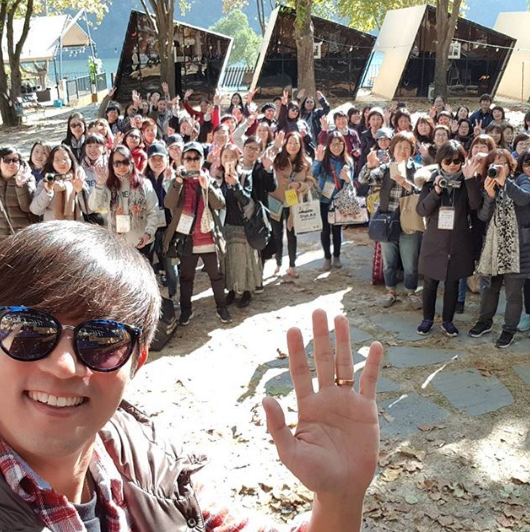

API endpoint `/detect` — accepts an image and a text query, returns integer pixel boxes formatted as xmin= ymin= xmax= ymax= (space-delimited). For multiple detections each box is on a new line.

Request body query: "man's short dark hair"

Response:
xmin=479 ymin=93 xmax=492 ymax=103
xmin=0 ymin=222 xmax=161 ymax=350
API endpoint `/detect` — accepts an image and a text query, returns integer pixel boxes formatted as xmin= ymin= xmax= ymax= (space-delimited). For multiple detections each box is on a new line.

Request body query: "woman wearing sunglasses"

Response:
xmin=0 ymin=147 xmax=36 ymax=241
xmin=123 ymin=127 xmax=148 ymax=172
xmin=88 ymin=145 xmax=158 ymax=253
xmin=30 ymin=145 xmax=89 ymax=222
xmin=469 ymin=149 xmax=530 ymax=348
xmin=416 ymin=141 xmax=482 ymax=337
xmin=62 ymin=112 xmax=87 ymax=163
xmin=0 ymin=220 xmax=383 ymax=532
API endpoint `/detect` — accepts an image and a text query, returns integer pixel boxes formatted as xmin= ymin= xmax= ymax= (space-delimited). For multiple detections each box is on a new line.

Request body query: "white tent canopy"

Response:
xmin=1 ymin=13 xmax=90 ymax=64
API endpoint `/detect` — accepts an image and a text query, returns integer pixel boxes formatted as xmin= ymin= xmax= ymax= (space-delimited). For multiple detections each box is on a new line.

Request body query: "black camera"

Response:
xmin=439 ymin=178 xmax=462 ymax=189
xmin=45 ymin=173 xmax=61 ymax=183
xmin=487 ymin=164 xmax=502 ymax=179
xmin=181 ymin=169 xmax=200 ymax=179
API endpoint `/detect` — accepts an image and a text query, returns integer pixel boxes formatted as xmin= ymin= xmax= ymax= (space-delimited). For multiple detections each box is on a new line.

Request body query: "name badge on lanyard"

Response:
xmin=322 ymin=180 xmax=335 ymax=199
xmin=177 ymin=213 xmax=194 ymax=235
xmin=155 ymin=208 xmax=166 ymax=228
xmin=116 ymin=214 xmax=131 ymax=233
xmin=438 ymin=207 xmax=455 ymax=230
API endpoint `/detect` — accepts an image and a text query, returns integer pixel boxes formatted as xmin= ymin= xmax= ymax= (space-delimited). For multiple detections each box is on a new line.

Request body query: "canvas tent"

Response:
xmin=494 ymin=12 xmax=530 ymax=102
xmin=371 ymin=4 xmax=515 ymax=100
xmin=1 ymin=13 xmax=91 ymax=64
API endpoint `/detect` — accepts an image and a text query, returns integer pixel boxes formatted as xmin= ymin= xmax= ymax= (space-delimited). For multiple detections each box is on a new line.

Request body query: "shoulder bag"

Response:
xmin=368 ymin=208 xmax=401 ymax=243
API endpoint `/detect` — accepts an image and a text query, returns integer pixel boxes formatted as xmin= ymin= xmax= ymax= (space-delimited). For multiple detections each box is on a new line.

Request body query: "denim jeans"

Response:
xmin=458 ymin=278 xmax=467 ymax=303
xmin=380 ymin=232 xmax=421 ymax=291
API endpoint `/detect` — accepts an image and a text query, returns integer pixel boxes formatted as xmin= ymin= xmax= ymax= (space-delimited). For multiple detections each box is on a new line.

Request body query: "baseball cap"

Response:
xmin=182 ymin=141 xmax=204 ymax=157
xmin=147 ymin=142 xmax=168 ymax=158
xmin=166 ymin=134 xmax=184 ymax=147
xmin=261 ymin=102 xmax=276 ymax=113
xmin=376 ymin=127 xmax=394 ymax=140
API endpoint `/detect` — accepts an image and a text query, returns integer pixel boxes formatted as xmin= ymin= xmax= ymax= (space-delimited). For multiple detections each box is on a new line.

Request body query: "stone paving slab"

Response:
xmin=432 ymin=369 xmax=514 ymax=416
xmin=506 ymin=337 xmax=530 ymax=355
xmin=387 ymin=347 xmax=464 ymax=368
xmin=513 ymin=363 xmax=530 ymax=387
xmin=372 ymin=312 xmax=429 ymax=342
xmin=354 ymin=373 xmax=401 ymax=394
xmin=379 ymin=393 xmax=451 ymax=437
xmin=305 ymin=326 xmax=373 ymax=358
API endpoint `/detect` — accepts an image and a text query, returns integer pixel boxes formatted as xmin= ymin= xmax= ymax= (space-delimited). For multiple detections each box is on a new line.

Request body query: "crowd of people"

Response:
xmin=2 ymin=87 xmax=530 ymax=348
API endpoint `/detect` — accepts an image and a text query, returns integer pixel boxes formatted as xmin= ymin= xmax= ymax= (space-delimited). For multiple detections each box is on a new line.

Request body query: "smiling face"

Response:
xmin=143 ymin=125 xmax=157 ymax=144
xmin=0 ymin=313 xmax=136 ymax=463
xmin=417 ymin=121 xmax=432 ymax=138
xmin=369 ymin=113 xmax=383 ymax=131
xmin=69 ymin=119 xmax=85 ymax=139
xmin=0 ymin=153 xmax=21 ymax=179
xmin=148 ymin=154 xmax=167 ymax=174
xmin=85 ymin=143 xmax=105 ymax=162
xmin=31 ymin=145 xmax=49 ymax=170
xmin=52 ymin=148 xmax=73 ymax=175
xmin=393 ymin=140 xmax=412 ymax=163
xmin=434 ymin=129 xmax=449 ymax=147
xmin=458 ymin=122 xmax=470 ymax=137
xmin=125 ymin=130 xmax=141 ymax=150
xmin=329 ymin=138 xmax=345 ymax=158
xmin=492 ymin=108 xmax=503 ymax=121
xmin=112 ymin=152 xmax=132 ymax=179
xmin=285 ymin=134 xmax=301 ymax=157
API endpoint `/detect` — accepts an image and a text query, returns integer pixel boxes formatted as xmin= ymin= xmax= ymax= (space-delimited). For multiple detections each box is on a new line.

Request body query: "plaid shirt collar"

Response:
xmin=0 ymin=436 xmax=132 ymax=532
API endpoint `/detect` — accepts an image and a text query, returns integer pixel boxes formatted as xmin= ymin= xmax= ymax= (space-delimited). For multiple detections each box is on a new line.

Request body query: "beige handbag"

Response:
xmin=399 ymin=194 xmax=425 ymax=233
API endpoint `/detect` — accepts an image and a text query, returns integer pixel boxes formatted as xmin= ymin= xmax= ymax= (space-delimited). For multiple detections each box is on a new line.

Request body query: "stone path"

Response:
xmin=263 ymin=281 xmax=530 ymax=437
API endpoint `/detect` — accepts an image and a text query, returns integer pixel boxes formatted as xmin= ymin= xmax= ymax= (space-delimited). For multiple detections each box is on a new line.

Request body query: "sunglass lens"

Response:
xmin=0 ymin=309 xmax=58 ymax=361
xmin=75 ymin=320 xmax=133 ymax=371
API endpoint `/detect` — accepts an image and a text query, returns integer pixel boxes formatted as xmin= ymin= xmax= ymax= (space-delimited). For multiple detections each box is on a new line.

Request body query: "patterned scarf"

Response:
xmin=477 ymin=189 xmax=520 ymax=276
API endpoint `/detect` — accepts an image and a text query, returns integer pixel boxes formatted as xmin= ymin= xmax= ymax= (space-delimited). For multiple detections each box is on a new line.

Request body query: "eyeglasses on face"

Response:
xmin=183 ymin=156 xmax=201 ymax=162
xmin=244 ymin=145 xmax=261 ymax=152
xmin=2 ymin=157 xmax=20 ymax=165
xmin=443 ymin=158 xmax=463 ymax=165
xmin=53 ymin=158 xmax=70 ymax=165
xmin=522 ymin=160 xmax=530 ymax=167
xmin=70 ymin=123 xmax=84 ymax=129
xmin=128 ymin=134 xmax=141 ymax=140
xmin=0 ymin=306 xmax=141 ymax=373
xmin=112 ymin=159 xmax=130 ymax=168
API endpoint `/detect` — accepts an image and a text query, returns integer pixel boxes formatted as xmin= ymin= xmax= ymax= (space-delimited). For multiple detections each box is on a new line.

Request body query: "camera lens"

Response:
xmin=487 ymin=166 xmax=499 ymax=178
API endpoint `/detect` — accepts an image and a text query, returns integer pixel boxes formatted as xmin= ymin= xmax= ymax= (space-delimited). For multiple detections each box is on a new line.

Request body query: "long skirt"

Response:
xmin=224 ymin=224 xmax=263 ymax=292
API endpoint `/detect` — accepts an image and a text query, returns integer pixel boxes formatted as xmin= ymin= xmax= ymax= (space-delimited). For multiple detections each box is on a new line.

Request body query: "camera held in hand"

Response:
xmin=487 ymin=164 xmax=503 ymax=179
xmin=180 ymin=169 xmax=200 ymax=179
xmin=438 ymin=177 xmax=462 ymax=190
xmin=44 ymin=173 xmax=70 ymax=183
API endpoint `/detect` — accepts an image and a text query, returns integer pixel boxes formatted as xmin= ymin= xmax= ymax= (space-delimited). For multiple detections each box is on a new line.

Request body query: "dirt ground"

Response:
xmin=5 ymin=102 xmax=530 ymax=532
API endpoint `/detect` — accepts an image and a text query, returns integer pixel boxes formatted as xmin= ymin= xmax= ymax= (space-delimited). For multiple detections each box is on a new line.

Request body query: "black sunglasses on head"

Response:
xmin=0 ymin=306 xmax=141 ymax=372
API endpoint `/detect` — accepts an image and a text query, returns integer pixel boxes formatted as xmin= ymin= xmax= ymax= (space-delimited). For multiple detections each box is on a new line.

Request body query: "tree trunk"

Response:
xmin=434 ymin=0 xmax=462 ymax=99
xmin=294 ymin=0 xmax=316 ymax=95
xmin=146 ymin=0 xmax=176 ymax=97
xmin=0 ymin=0 xmax=33 ymax=127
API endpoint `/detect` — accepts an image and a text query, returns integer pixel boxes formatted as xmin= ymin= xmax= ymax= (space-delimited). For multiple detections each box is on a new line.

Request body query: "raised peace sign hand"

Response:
xmin=263 ymin=310 xmax=382 ymax=511
xmin=473 ymin=119 xmax=483 ymax=137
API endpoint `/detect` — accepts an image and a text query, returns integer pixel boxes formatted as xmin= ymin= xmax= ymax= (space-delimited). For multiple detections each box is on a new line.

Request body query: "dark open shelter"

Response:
xmin=113 ymin=10 xmax=232 ymax=103
xmin=251 ymin=6 xmax=376 ymax=98
xmin=396 ymin=5 xmax=515 ymax=98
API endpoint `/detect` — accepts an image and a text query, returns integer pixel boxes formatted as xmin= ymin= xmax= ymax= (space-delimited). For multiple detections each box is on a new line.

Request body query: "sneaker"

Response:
xmin=455 ymin=301 xmax=465 ymax=314
xmin=381 ymin=291 xmax=396 ymax=308
xmin=495 ymin=330 xmax=514 ymax=349
xmin=320 ymin=259 xmax=332 ymax=272
xmin=226 ymin=290 xmax=236 ymax=306
xmin=255 ymin=285 xmax=264 ymax=294
xmin=332 ymin=256 xmax=342 ymax=269
xmin=217 ymin=307 xmax=233 ymax=324
xmin=237 ymin=291 xmax=251 ymax=308
xmin=178 ymin=309 xmax=194 ymax=326
xmin=517 ymin=313 xmax=530 ymax=332
xmin=407 ymin=293 xmax=423 ymax=310
xmin=468 ymin=321 xmax=492 ymax=338
xmin=417 ymin=319 xmax=434 ymax=335
xmin=441 ymin=321 xmax=459 ymax=337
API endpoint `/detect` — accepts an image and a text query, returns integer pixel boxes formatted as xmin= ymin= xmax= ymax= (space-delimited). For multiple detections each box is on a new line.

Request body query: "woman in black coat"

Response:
xmin=416 ymin=140 xmax=482 ymax=337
